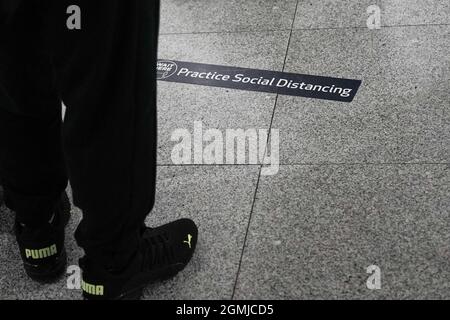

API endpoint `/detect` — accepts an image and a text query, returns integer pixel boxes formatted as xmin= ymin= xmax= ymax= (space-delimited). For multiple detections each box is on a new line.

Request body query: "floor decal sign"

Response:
xmin=157 ymin=60 xmax=362 ymax=102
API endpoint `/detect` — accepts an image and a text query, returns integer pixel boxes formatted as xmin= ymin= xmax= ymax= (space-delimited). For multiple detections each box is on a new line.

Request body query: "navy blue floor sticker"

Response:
xmin=157 ymin=60 xmax=362 ymax=102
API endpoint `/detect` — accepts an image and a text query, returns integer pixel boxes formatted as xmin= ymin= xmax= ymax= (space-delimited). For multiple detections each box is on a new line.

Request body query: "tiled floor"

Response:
xmin=0 ymin=0 xmax=449 ymax=299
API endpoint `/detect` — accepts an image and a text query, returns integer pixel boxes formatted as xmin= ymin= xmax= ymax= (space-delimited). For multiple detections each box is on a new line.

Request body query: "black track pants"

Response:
xmin=0 ymin=0 xmax=159 ymax=268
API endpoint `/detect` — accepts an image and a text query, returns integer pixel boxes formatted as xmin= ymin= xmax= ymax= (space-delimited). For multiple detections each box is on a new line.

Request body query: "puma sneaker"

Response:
xmin=15 ymin=192 xmax=71 ymax=282
xmin=80 ymin=218 xmax=198 ymax=300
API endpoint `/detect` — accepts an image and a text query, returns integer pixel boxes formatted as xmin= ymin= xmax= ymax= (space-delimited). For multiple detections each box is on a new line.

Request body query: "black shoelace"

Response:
xmin=141 ymin=229 xmax=176 ymax=270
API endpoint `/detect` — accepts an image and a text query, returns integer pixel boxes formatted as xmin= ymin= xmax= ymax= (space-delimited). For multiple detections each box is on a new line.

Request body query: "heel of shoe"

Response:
xmin=24 ymin=250 xmax=67 ymax=283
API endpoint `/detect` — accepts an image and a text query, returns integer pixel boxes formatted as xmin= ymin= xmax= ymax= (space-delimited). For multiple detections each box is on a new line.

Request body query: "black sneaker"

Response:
xmin=15 ymin=192 xmax=71 ymax=283
xmin=80 ymin=218 xmax=198 ymax=300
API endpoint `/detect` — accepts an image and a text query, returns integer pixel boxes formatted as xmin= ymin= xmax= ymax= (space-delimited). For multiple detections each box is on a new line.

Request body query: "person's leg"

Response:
xmin=0 ymin=2 xmax=68 ymax=229
xmin=50 ymin=0 xmax=198 ymax=299
xmin=52 ymin=0 xmax=159 ymax=269
xmin=0 ymin=1 xmax=70 ymax=282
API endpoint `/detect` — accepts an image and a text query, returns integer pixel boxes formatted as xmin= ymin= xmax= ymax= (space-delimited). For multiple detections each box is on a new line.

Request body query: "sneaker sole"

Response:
xmin=114 ymin=263 xmax=186 ymax=300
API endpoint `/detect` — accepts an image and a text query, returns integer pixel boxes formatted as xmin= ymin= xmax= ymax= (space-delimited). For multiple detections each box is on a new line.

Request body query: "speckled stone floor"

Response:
xmin=1 ymin=0 xmax=449 ymax=300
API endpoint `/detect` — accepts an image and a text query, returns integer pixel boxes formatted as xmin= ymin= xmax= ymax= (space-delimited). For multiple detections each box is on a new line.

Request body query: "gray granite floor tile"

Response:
xmin=372 ymin=25 xmax=450 ymax=162
xmin=159 ymin=31 xmax=290 ymax=70
xmin=382 ymin=0 xmax=450 ymax=26
xmin=294 ymin=0 xmax=381 ymax=29
xmin=160 ymin=0 xmax=298 ymax=34
xmin=275 ymin=27 xmax=393 ymax=164
xmin=372 ymin=25 xmax=449 ymax=86
xmin=274 ymin=25 xmax=449 ymax=165
xmin=285 ymin=28 xmax=377 ymax=79
xmin=234 ymin=164 xmax=450 ymax=299
xmin=271 ymin=82 xmax=398 ymax=164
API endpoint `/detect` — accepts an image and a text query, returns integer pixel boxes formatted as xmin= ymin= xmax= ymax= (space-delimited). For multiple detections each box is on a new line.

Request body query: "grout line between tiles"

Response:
xmin=158 ymin=23 xmax=450 ymax=36
xmin=156 ymin=163 xmax=450 ymax=167
xmin=230 ymin=0 xmax=301 ymax=300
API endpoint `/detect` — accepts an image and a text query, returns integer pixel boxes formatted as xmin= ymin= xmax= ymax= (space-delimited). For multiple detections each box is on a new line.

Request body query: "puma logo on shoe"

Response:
xmin=25 ymin=245 xmax=57 ymax=259
xmin=183 ymin=234 xmax=193 ymax=249
xmin=82 ymin=280 xmax=104 ymax=296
